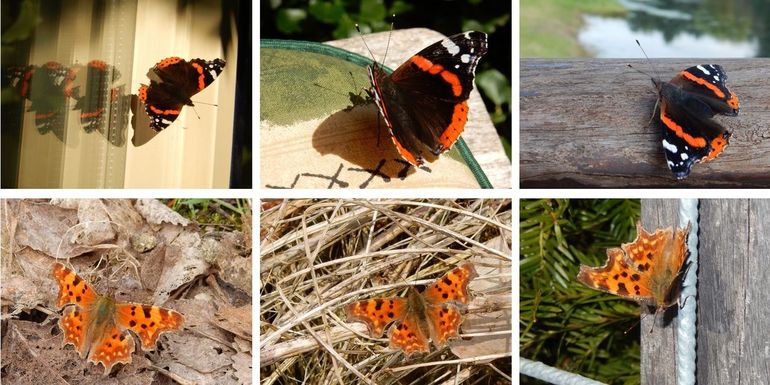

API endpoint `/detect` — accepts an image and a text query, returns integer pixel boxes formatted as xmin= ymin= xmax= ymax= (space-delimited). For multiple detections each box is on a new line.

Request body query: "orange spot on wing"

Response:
xmin=438 ymin=101 xmax=468 ymax=151
xmin=190 ymin=62 xmax=206 ymax=90
xmin=409 ymin=56 xmax=463 ymax=97
xmin=138 ymin=85 xmax=148 ymax=102
xmin=660 ymin=112 xmax=707 ymax=148
xmin=705 ymin=134 xmax=729 ymax=161
xmin=681 ymin=70 xmax=725 ymax=98
xmin=390 ymin=135 xmax=422 ymax=166
xmin=148 ymin=105 xmax=180 ymax=116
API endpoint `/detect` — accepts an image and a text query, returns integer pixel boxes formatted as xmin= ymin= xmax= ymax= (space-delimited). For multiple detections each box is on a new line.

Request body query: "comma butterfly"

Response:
xmin=52 ymin=262 xmax=184 ymax=375
xmin=345 ymin=263 xmax=477 ymax=355
xmin=577 ymin=221 xmax=691 ymax=313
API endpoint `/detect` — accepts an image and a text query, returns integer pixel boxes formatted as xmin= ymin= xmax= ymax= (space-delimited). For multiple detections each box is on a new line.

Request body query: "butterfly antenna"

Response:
xmin=624 ymin=317 xmax=642 ymax=335
xmin=649 ymin=311 xmax=658 ymax=334
xmin=631 ymin=39 xmax=662 ymax=80
xmin=680 ymin=294 xmax=694 ymax=309
xmin=193 ymin=100 xmax=218 ymax=107
xmin=381 ymin=14 xmax=395 ymax=66
xmin=190 ymin=105 xmax=201 ymax=120
xmin=355 ymin=23 xmax=378 ymax=66
xmin=348 ymin=71 xmax=358 ymax=91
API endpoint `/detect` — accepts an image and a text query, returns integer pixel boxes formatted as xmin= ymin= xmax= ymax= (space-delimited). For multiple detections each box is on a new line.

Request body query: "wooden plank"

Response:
xmin=640 ymin=199 xmax=680 ymax=385
xmin=327 ymin=28 xmax=512 ymax=188
xmin=699 ymin=199 xmax=769 ymax=384
xmin=522 ymin=59 xmax=770 ymax=187
xmin=642 ymin=199 xmax=769 ymax=384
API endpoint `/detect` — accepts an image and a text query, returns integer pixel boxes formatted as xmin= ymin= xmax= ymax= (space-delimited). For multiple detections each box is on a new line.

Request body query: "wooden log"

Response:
xmin=522 ymin=59 xmax=770 ymax=187
xmin=642 ymin=199 xmax=770 ymax=384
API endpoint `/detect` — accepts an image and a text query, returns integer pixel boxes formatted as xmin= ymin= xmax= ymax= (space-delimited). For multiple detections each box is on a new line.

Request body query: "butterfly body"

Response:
xmin=366 ymin=32 xmax=488 ymax=166
xmin=346 ymin=263 xmax=477 ymax=355
xmin=651 ymin=64 xmax=739 ymax=179
xmin=577 ymin=222 xmax=690 ymax=313
xmin=52 ymin=263 xmax=184 ymax=375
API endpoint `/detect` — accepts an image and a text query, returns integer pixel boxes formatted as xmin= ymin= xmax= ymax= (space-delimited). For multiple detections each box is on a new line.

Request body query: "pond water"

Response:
xmin=578 ymin=0 xmax=766 ymax=58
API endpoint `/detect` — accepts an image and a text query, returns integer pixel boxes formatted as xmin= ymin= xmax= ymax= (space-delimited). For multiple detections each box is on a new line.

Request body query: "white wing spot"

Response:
xmin=680 ymin=152 xmax=689 ymax=160
xmin=662 ymin=139 xmax=678 ymax=153
xmin=696 ymin=65 xmax=710 ymax=76
xmin=441 ymin=39 xmax=460 ymax=55
xmin=460 ymin=54 xmax=471 ymax=63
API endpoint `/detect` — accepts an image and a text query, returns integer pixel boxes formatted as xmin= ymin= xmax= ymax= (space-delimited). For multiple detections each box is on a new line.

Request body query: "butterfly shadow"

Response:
xmin=130 ymin=94 xmax=160 ymax=146
xmin=312 ymin=104 xmax=436 ymax=177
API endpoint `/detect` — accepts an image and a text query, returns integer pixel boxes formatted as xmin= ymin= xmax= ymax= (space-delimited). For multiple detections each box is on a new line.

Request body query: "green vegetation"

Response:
xmin=168 ymin=199 xmax=250 ymax=231
xmin=521 ymin=0 xmax=626 ymax=57
xmin=520 ymin=199 xmax=642 ymax=385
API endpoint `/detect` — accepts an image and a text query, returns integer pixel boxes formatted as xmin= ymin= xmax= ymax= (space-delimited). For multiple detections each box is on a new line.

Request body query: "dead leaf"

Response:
xmin=214 ymin=304 xmax=252 ymax=340
xmin=135 ymin=199 xmax=191 ymax=226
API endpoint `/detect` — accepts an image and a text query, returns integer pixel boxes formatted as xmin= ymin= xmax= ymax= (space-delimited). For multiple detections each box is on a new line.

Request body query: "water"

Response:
xmin=578 ymin=0 xmax=766 ymax=58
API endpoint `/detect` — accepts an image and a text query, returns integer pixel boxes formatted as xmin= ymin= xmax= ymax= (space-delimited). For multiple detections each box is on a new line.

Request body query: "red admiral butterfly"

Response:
xmin=652 ymin=64 xmax=739 ymax=179
xmin=138 ymin=57 xmax=225 ymax=132
xmin=365 ymin=31 xmax=488 ymax=166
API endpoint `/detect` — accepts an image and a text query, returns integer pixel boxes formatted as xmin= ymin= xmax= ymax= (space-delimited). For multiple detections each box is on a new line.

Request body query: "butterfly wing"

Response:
xmin=388 ymin=312 xmax=430 ymax=355
xmin=138 ymin=83 xmax=184 ymax=131
xmin=671 ymin=65 xmax=739 ymax=116
xmin=86 ymin=324 xmax=135 ymax=376
xmin=370 ymin=32 xmax=488 ymax=164
xmin=346 ymin=297 xmax=409 ymax=338
xmin=52 ymin=262 xmax=99 ymax=309
xmin=638 ymin=222 xmax=690 ymax=309
xmin=52 ymin=263 xmax=101 ymax=356
xmin=659 ymin=65 xmax=738 ymax=179
xmin=114 ymin=303 xmax=184 ymax=351
xmin=578 ymin=246 xmax=657 ymax=304
xmin=425 ymin=302 xmax=464 ymax=348
xmin=422 ymin=262 xmax=478 ymax=306
xmin=150 ymin=57 xmax=225 ymax=99
xmin=658 ymin=82 xmax=730 ymax=179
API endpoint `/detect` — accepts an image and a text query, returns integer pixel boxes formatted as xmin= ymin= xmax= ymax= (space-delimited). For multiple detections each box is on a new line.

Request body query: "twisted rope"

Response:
xmin=676 ymin=199 xmax=699 ymax=385
xmin=520 ymin=357 xmax=607 ymax=385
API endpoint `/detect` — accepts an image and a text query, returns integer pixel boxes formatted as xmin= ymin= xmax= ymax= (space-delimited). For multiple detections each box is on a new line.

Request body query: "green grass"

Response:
xmin=167 ymin=199 xmax=250 ymax=230
xmin=521 ymin=0 xmax=627 ymax=58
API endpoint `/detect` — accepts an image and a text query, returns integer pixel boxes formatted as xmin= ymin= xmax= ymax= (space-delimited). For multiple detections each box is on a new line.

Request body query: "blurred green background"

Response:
xmin=522 ymin=0 xmax=769 ymax=58
xmin=260 ymin=0 xmax=512 ymax=160
xmin=520 ymin=199 xmax=643 ymax=385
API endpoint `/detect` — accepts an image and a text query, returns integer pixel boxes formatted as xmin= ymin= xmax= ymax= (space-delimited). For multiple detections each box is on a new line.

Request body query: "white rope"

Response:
xmin=676 ymin=199 xmax=699 ymax=385
xmin=520 ymin=357 xmax=607 ymax=385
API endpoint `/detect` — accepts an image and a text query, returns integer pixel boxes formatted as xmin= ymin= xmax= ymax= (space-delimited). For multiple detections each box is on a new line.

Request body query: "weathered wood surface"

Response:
xmin=642 ymin=199 xmax=770 ymax=385
xmin=327 ymin=28 xmax=512 ymax=188
xmin=522 ymin=59 xmax=770 ymax=188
